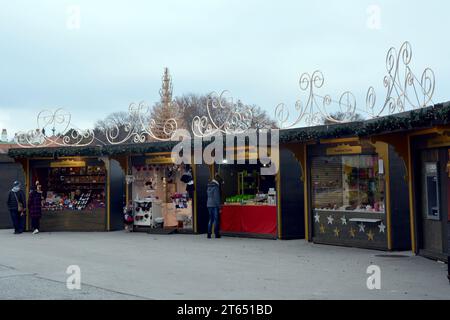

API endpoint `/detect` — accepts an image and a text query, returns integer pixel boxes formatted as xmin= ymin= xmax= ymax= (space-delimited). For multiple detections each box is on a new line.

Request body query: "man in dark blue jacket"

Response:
xmin=7 ymin=181 xmax=27 ymax=234
xmin=206 ymin=178 xmax=221 ymax=239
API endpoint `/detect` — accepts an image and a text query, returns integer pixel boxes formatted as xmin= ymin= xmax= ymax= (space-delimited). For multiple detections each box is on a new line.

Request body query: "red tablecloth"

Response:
xmin=220 ymin=205 xmax=277 ymax=236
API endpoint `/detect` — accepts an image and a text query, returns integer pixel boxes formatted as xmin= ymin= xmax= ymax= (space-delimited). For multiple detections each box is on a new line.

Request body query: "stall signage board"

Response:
xmin=236 ymin=152 xmax=259 ymax=161
xmin=427 ymin=135 xmax=450 ymax=148
xmin=227 ymin=146 xmax=262 ymax=161
xmin=145 ymin=156 xmax=174 ymax=164
xmin=50 ymin=160 xmax=86 ymax=168
xmin=326 ymin=144 xmax=362 ymax=156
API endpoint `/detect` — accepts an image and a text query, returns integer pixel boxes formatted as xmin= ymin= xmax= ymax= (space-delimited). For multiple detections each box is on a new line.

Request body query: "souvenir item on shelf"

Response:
xmin=39 ymin=164 xmax=106 ymax=212
xmin=133 ymin=199 xmax=162 ymax=228
xmin=171 ymin=193 xmax=188 ymax=209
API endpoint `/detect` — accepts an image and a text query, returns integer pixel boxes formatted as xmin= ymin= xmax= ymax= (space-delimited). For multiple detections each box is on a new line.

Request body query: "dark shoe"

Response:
xmin=14 ymin=231 xmax=20 ymax=234
xmin=215 ymin=235 xmax=221 ymax=239
xmin=207 ymin=234 xmax=212 ymax=239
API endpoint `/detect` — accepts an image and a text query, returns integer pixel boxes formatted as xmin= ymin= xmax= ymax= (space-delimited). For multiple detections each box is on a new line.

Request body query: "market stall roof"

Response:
xmin=7 ymin=140 xmax=179 ymax=158
xmin=7 ymin=101 xmax=450 ymax=158
xmin=0 ymin=142 xmax=17 ymax=155
xmin=102 ymin=140 xmax=178 ymax=156
xmin=8 ymin=145 xmax=103 ymax=158
xmin=279 ymin=101 xmax=450 ymax=143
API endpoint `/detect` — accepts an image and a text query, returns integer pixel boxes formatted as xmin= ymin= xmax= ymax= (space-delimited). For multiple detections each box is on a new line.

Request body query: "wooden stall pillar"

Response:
xmin=368 ymin=133 xmax=414 ymax=252
xmin=283 ymin=143 xmax=309 ymax=241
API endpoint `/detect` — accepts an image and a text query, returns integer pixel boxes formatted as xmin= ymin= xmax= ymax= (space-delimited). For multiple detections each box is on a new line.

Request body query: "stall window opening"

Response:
xmin=311 ymin=155 xmax=386 ymax=214
xmin=33 ymin=163 xmax=107 ymax=212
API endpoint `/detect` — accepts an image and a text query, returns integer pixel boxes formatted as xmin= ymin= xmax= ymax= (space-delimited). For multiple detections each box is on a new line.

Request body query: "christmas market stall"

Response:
xmin=306 ymin=138 xmax=410 ymax=250
xmin=128 ymin=153 xmax=194 ymax=233
xmin=212 ymin=146 xmax=280 ymax=239
xmin=8 ymin=146 xmax=125 ymax=232
xmin=280 ymin=119 xmax=412 ymax=251
xmin=103 ymin=142 xmax=210 ymax=234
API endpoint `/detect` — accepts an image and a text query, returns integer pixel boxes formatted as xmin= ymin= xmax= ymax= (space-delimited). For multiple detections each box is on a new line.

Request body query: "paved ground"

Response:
xmin=0 ymin=229 xmax=448 ymax=300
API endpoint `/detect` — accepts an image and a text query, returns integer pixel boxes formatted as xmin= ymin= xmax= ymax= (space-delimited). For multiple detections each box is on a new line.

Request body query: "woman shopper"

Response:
xmin=28 ymin=185 xmax=42 ymax=234
xmin=6 ymin=181 xmax=26 ymax=234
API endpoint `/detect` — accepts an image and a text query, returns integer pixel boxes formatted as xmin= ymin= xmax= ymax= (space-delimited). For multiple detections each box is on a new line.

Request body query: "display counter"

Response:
xmin=40 ymin=208 xmax=106 ymax=232
xmin=220 ymin=204 xmax=277 ymax=237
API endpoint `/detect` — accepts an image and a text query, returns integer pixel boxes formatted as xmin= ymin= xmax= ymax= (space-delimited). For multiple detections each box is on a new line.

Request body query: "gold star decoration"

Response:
xmin=319 ymin=224 xmax=326 ymax=234
xmin=367 ymin=230 xmax=375 ymax=241
xmin=349 ymin=227 xmax=356 ymax=238
xmin=333 ymin=227 xmax=340 ymax=237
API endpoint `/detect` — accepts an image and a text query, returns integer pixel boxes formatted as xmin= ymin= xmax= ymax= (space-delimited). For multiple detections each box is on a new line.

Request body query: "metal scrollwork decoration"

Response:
xmin=275 ymin=71 xmax=358 ymax=128
xmin=366 ymin=41 xmax=435 ymax=118
xmin=14 ymin=108 xmax=95 ymax=148
xmin=277 ymin=41 xmax=436 ymax=129
xmin=104 ymin=67 xmax=181 ymax=144
xmin=104 ymin=100 xmax=179 ymax=144
xmin=191 ymin=90 xmax=253 ymax=138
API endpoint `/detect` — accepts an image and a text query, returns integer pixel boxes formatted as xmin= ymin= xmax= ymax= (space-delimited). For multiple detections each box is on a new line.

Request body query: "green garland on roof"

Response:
xmin=280 ymin=102 xmax=450 ymax=143
xmin=102 ymin=141 xmax=178 ymax=155
xmin=8 ymin=146 xmax=103 ymax=158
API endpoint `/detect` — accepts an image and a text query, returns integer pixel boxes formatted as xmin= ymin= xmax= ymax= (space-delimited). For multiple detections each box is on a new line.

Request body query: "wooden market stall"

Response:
xmin=8 ymin=146 xmax=125 ymax=232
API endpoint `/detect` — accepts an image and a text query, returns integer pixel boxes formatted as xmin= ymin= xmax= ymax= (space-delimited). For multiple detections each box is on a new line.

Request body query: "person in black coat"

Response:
xmin=7 ymin=181 xmax=27 ymax=234
xmin=28 ymin=185 xmax=42 ymax=234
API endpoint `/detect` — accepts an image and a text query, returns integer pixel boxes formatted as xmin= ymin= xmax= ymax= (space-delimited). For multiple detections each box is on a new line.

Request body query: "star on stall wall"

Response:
xmin=358 ymin=223 xmax=366 ymax=233
xmin=319 ymin=224 xmax=326 ymax=234
xmin=340 ymin=216 xmax=347 ymax=225
xmin=314 ymin=213 xmax=320 ymax=223
xmin=333 ymin=227 xmax=340 ymax=237
xmin=378 ymin=222 xmax=386 ymax=234
xmin=349 ymin=227 xmax=356 ymax=238
xmin=367 ymin=230 xmax=375 ymax=241
xmin=327 ymin=216 xmax=334 ymax=225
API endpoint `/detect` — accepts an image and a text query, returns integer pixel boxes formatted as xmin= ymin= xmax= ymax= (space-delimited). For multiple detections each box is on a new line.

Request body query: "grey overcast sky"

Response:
xmin=0 ymin=0 xmax=449 ymax=136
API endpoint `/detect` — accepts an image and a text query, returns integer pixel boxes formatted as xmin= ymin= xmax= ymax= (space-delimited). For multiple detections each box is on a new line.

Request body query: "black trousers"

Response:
xmin=31 ymin=217 xmax=41 ymax=231
xmin=9 ymin=210 xmax=25 ymax=233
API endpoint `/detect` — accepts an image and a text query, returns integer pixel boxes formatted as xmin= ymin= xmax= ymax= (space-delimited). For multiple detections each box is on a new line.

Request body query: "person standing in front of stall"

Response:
xmin=28 ymin=185 xmax=42 ymax=235
xmin=206 ymin=177 xmax=222 ymax=239
xmin=6 ymin=181 xmax=27 ymax=234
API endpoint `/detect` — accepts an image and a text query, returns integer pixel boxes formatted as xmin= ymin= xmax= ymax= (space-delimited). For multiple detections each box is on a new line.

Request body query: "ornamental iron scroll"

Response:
xmin=104 ymin=67 xmax=180 ymax=144
xmin=276 ymin=41 xmax=436 ymax=129
xmin=275 ymin=71 xmax=358 ymax=128
xmin=191 ymin=90 xmax=253 ymax=138
xmin=365 ymin=41 xmax=435 ymax=118
xmin=103 ymin=100 xmax=180 ymax=144
xmin=14 ymin=108 xmax=95 ymax=148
